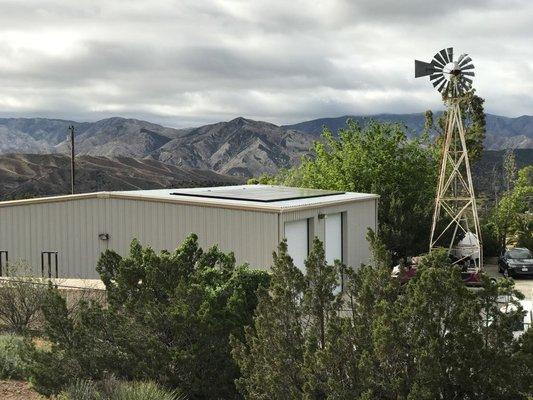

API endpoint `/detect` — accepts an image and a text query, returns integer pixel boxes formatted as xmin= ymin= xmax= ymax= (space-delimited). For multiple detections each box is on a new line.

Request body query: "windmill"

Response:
xmin=415 ymin=48 xmax=483 ymax=272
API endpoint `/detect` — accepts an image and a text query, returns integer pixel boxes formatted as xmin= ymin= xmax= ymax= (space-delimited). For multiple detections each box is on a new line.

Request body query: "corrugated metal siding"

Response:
xmin=280 ymin=198 xmax=377 ymax=268
xmin=0 ymin=198 xmax=279 ymax=278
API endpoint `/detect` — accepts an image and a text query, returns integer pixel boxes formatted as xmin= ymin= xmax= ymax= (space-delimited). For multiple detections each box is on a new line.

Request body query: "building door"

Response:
xmin=325 ymin=213 xmax=342 ymax=264
xmin=284 ymin=219 xmax=309 ymax=272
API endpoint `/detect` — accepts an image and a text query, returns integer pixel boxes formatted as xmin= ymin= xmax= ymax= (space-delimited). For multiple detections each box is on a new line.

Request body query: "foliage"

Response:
xmin=490 ymin=165 xmax=533 ymax=252
xmin=269 ymin=120 xmax=437 ymax=259
xmin=0 ymin=334 xmax=29 ymax=379
xmin=232 ymin=238 xmax=342 ymax=400
xmin=58 ymin=379 xmax=186 ymax=400
xmin=425 ymin=91 xmax=486 ymax=162
xmin=234 ymin=234 xmax=532 ymax=399
xmin=27 ymin=234 xmax=270 ymax=398
xmin=0 ymin=263 xmax=48 ymax=334
xmin=481 ymin=221 xmax=500 ymax=257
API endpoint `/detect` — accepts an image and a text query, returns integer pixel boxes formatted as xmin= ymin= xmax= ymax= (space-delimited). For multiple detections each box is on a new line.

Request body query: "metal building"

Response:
xmin=0 ymin=185 xmax=378 ymax=279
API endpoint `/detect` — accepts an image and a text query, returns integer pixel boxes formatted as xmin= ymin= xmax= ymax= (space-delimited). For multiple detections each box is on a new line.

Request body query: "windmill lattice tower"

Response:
xmin=415 ymin=48 xmax=482 ymax=270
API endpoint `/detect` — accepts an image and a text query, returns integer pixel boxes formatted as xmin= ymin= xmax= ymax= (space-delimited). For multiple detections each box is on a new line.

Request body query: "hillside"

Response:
xmin=0 ymin=154 xmax=241 ymax=201
xmin=284 ymin=113 xmax=533 ymax=150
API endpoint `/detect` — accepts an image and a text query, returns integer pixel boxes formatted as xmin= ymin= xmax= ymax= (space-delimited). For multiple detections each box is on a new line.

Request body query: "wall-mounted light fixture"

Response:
xmin=98 ymin=233 xmax=110 ymax=241
xmin=318 ymin=213 xmax=326 ymax=220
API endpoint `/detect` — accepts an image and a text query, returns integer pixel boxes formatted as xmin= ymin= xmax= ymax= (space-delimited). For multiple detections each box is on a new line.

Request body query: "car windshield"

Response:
xmin=508 ymin=249 xmax=532 ymax=259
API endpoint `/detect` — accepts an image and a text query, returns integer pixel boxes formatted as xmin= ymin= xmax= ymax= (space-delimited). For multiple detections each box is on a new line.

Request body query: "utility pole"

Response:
xmin=68 ymin=125 xmax=75 ymax=194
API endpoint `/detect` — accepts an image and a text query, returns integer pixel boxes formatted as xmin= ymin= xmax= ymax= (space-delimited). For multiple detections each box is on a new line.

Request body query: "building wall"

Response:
xmin=0 ymin=196 xmax=377 ymax=278
xmin=279 ymin=198 xmax=378 ymax=268
xmin=0 ymin=197 xmax=279 ymax=278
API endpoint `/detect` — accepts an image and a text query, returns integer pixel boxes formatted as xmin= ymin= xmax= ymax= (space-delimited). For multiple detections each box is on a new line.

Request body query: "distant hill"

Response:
xmin=284 ymin=113 xmax=533 ymax=150
xmin=0 ymin=154 xmax=242 ymax=201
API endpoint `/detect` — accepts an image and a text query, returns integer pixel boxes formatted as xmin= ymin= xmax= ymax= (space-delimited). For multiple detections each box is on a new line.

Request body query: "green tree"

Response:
xmin=272 ymin=121 xmax=437 ymax=259
xmin=491 ymin=166 xmax=533 ymax=252
xmin=27 ymin=234 xmax=270 ymax=398
xmin=243 ymin=232 xmax=532 ymax=400
xmin=317 ymin=248 xmax=530 ymax=399
xmin=232 ymin=238 xmax=342 ymax=400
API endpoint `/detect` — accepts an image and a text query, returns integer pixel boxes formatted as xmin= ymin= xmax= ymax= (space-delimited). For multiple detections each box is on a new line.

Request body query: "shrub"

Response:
xmin=57 ymin=379 xmax=101 ymax=400
xmin=0 ymin=334 xmax=28 ymax=379
xmin=28 ymin=234 xmax=270 ymax=398
xmin=58 ymin=379 xmax=185 ymax=400
xmin=0 ymin=263 xmax=48 ymax=334
xmin=112 ymin=381 xmax=184 ymax=400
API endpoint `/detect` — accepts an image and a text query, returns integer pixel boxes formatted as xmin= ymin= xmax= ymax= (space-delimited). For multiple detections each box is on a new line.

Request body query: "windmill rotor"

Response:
xmin=415 ymin=47 xmax=475 ymax=98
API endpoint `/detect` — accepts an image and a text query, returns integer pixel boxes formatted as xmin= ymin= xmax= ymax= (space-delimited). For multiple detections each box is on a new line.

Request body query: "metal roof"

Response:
xmin=0 ymin=185 xmax=378 ymax=213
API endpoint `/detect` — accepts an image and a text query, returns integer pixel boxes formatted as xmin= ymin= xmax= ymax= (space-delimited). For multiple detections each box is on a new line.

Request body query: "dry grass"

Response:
xmin=0 ymin=380 xmax=44 ymax=400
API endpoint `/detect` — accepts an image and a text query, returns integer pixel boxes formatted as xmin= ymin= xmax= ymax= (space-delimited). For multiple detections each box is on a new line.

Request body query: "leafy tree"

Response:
xmin=424 ymin=91 xmax=486 ymax=162
xmin=491 ymin=166 xmax=533 ymax=252
xmin=270 ymin=121 xmax=437 ymax=259
xmin=27 ymin=234 xmax=270 ymax=398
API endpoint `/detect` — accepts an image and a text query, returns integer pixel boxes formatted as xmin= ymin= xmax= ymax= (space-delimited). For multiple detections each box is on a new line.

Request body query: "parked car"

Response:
xmin=498 ymin=247 xmax=533 ymax=278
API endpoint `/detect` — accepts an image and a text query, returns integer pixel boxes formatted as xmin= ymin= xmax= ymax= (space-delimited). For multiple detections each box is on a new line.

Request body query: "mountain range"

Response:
xmin=285 ymin=113 xmax=533 ymax=149
xmin=0 ymin=113 xmax=532 ymax=179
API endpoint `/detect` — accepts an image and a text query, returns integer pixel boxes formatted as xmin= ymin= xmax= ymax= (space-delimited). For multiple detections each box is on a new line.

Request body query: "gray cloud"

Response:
xmin=0 ymin=0 xmax=532 ymax=127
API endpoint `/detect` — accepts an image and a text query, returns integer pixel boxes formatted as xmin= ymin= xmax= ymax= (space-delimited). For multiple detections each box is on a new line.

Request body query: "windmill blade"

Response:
xmin=433 ymin=51 xmax=446 ymax=67
xmin=430 ymin=60 xmax=444 ymax=72
xmin=458 ymin=56 xmax=472 ymax=67
xmin=415 ymin=60 xmax=437 ymax=77
xmin=437 ymin=79 xmax=448 ymax=92
xmin=430 ymin=73 xmax=444 ymax=81
xmin=446 ymin=48 xmax=453 ymax=63
xmin=432 ymin=75 xmax=445 ymax=88
xmin=460 ymin=63 xmax=475 ymax=71
xmin=457 ymin=54 xmax=467 ymax=64
xmin=461 ymin=71 xmax=475 ymax=77
xmin=462 ymin=77 xmax=473 ymax=85
xmin=439 ymin=49 xmax=451 ymax=63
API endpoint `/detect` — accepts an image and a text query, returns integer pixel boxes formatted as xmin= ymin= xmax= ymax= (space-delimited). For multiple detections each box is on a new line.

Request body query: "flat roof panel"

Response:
xmin=170 ymin=186 xmax=344 ymax=203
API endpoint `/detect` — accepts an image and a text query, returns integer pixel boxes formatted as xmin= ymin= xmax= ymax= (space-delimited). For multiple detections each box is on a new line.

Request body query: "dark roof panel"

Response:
xmin=171 ymin=186 xmax=344 ymax=203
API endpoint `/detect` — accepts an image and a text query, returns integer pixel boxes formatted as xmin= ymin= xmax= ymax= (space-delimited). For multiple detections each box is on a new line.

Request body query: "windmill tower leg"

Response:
xmin=429 ymin=100 xmax=483 ymax=271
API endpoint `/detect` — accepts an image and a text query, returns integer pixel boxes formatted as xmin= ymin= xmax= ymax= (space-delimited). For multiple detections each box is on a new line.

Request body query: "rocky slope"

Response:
xmin=0 ymin=153 xmax=241 ymax=201
xmin=151 ymin=117 xmax=318 ymax=176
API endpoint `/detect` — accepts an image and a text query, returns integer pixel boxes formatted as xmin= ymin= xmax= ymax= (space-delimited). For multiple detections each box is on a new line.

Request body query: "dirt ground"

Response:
xmin=0 ymin=380 xmax=43 ymax=400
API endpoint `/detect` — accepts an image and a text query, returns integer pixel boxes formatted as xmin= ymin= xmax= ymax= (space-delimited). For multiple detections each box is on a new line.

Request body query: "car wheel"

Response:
xmin=498 ymin=263 xmax=503 ymax=273
xmin=503 ymin=268 xmax=509 ymax=278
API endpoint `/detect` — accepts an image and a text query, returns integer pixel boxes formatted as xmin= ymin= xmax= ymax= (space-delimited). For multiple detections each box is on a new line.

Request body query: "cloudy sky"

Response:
xmin=0 ymin=0 xmax=532 ymax=127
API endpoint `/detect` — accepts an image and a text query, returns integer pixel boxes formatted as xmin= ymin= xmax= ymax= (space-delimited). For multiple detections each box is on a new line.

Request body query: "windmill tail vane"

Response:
xmin=415 ymin=47 xmax=483 ymax=272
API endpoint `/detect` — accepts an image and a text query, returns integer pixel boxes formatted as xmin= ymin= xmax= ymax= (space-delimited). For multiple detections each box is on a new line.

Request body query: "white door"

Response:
xmin=325 ymin=213 xmax=342 ymax=264
xmin=284 ymin=219 xmax=308 ymax=272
